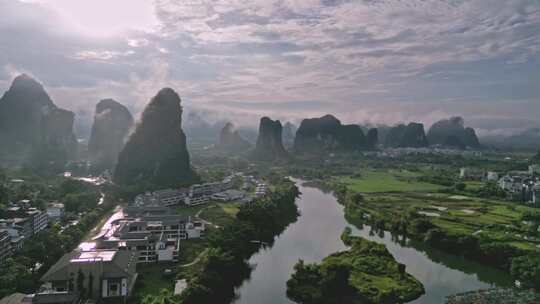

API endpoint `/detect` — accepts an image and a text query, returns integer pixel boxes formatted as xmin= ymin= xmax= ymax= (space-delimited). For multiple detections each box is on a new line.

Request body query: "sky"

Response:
xmin=0 ymin=0 xmax=539 ymax=137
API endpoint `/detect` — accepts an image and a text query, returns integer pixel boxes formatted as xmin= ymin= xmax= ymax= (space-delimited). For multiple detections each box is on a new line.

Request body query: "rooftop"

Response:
xmin=72 ymin=250 xmax=117 ymax=263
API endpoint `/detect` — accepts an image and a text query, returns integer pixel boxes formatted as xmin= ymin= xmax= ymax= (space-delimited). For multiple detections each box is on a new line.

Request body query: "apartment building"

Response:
xmin=46 ymin=203 xmax=65 ymax=222
xmin=0 ymin=230 xmax=12 ymax=265
xmin=26 ymin=208 xmax=48 ymax=235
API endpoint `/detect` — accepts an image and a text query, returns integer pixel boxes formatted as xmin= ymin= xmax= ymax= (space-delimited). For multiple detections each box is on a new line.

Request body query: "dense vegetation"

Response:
xmin=330 ymin=178 xmax=540 ymax=289
xmin=426 ymin=117 xmax=480 ymax=148
xmin=141 ymin=178 xmax=300 ymax=304
xmin=0 ymin=174 xmax=113 ymax=298
xmin=286 ymin=228 xmax=424 ymax=304
xmin=0 ymin=74 xmax=77 ymax=171
xmin=114 ymin=88 xmax=198 ymax=188
xmin=294 ymin=114 xmax=367 ymax=153
xmin=253 ymin=117 xmax=288 ymax=160
xmin=87 ymin=98 xmax=134 ymax=173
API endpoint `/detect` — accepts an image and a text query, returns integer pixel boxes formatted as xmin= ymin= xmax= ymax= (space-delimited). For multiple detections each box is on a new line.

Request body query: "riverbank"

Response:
xmin=153 ymin=178 xmax=301 ymax=304
xmin=327 ymin=177 xmax=538 ymax=289
xmin=233 ymin=179 xmax=514 ymax=304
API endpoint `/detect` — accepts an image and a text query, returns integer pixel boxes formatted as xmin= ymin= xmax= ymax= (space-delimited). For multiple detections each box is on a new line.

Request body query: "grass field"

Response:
xmin=358 ymin=191 xmax=540 ymax=252
xmin=133 ymin=263 xmax=176 ymax=299
xmin=340 ymin=170 xmax=444 ymax=193
xmin=176 ymin=204 xmax=208 ymax=217
xmin=199 ymin=202 xmax=241 ymax=227
xmin=178 ymin=238 xmax=209 ymax=264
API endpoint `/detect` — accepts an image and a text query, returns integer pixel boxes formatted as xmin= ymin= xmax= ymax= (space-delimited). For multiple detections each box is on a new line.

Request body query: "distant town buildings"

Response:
xmin=529 ymin=164 xmax=540 ymax=176
xmin=134 ymin=172 xmax=266 ymax=208
xmin=497 ymin=164 xmax=540 ymax=205
xmin=376 ymin=147 xmax=483 ymax=158
xmin=0 ymin=170 xmax=272 ymax=303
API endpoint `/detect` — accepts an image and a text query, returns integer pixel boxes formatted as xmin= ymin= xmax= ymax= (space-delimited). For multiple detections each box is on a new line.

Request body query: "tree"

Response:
xmin=77 ymin=269 xmax=85 ymax=298
xmin=454 ymin=182 xmax=466 ymax=191
xmin=87 ymin=273 xmax=94 ymax=299
xmin=142 ymin=288 xmax=179 ymax=304
xmin=511 ymin=255 xmax=540 ymax=289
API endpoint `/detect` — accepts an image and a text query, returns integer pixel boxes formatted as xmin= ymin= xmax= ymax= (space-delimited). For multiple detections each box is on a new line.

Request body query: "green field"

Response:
xmin=357 ymin=191 xmax=540 ymax=252
xmin=133 ymin=263 xmax=176 ymax=299
xmin=175 ymin=204 xmax=208 ymax=217
xmin=178 ymin=238 xmax=209 ymax=265
xmin=339 ymin=170 xmax=444 ymax=193
xmin=199 ymin=202 xmax=241 ymax=227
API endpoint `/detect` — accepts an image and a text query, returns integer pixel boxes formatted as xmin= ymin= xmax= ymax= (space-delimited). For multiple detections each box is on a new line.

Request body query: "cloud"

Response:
xmin=0 ymin=0 xmax=539 ymax=138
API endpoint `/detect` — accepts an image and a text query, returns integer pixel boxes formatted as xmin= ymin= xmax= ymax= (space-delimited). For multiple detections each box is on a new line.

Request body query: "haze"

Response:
xmin=0 ymin=0 xmax=539 ymax=137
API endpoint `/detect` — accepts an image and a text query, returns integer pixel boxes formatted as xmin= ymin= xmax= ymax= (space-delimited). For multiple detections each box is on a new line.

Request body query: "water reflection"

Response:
xmin=233 ymin=179 xmax=511 ymax=304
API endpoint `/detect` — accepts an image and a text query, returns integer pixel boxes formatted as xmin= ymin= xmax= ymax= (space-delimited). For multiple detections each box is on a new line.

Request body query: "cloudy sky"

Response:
xmin=0 ymin=0 xmax=539 ymax=137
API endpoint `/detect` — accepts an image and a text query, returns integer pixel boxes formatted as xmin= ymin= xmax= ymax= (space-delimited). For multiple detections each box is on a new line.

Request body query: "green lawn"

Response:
xmin=133 ymin=263 xmax=176 ymax=299
xmin=358 ymin=190 xmax=540 ymax=253
xmin=199 ymin=203 xmax=240 ymax=227
xmin=176 ymin=204 xmax=208 ymax=217
xmin=340 ymin=171 xmax=443 ymax=193
xmin=464 ymin=181 xmax=485 ymax=190
xmin=178 ymin=238 xmax=209 ymax=264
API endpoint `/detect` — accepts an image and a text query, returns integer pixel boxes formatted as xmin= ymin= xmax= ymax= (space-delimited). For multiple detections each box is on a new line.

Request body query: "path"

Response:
xmin=179 ymin=248 xmax=209 ymax=268
xmin=195 ymin=204 xmax=221 ymax=229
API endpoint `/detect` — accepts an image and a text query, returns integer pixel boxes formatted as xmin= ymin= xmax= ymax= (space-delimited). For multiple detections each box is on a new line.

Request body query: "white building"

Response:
xmin=529 ymin=164 xmax=540 ymax=175
xmin=498 ymin=175 xmax=524 ymax=193
xmin=486 ymin=172 xmax=499 ymax=182
xmin=533 ymin=184 xmax=540 ymax=204
xmin=46 ymin=203 xmax=65 ymax=222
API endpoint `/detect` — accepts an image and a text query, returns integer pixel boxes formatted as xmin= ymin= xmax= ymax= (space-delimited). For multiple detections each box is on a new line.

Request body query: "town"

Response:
xmin=0 ymin=171 xmax=269 ymax=303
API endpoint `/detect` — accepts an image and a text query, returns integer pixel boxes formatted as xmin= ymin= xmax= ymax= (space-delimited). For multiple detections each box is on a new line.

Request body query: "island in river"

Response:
xmin=287 ymin=227 xmax=425 ymax=304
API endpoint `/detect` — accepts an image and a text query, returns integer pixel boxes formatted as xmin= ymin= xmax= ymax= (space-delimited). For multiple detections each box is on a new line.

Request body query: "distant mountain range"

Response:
xmin=480 ymin=128 xmax=540 ymax=151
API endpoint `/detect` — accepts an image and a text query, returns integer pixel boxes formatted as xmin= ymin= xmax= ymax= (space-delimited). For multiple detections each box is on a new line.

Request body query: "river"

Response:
xmin=233 ymin=179 xmax=511 ymax=304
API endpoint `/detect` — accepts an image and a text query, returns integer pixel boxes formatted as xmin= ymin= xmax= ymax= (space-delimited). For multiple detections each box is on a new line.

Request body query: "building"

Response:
xmin=0 ymin=224 xmax=24 ymax=251
xmin=134 ymin=188 xmax=189 ymax=207
xmin=532 ymin=184 xmax=540 ymax=205
xmin=255 ymin=182 xmax=268 ymax=198
xmin=26 ymin=209 xmax=48 ymax=235
xmin=95 ymin=208 xmax=205 ymax=263
xmin=485 ymin=171 xmax=499 ymax=182
xmin=154 ymin=188 xmax=189 ymax=206
xmin=134 ymin=173 xmax=241 ymax=208
xmin=38 ymin=249 xmax=138 ymax=303
xmin=212 ymin=189 xmax=246 ymax=202
xmin=0 ymin=230 xmax=12 ymax=265
xmin=0 ymin=293 xmax=33 ymax=304
xmin=498 ymin=175 xmax=524 ymax=193
xmin=46 ymin=203 xmax=65 ymax=223
xmin=0 ymin=218 xmax=33 ymax=239
xmin=184 ymin=195 xmax=210 ymax=206
xmin=459 ymin=168 xmax=484 ymax=181
xmin=529 ymin=164 xmax=540 ymax=176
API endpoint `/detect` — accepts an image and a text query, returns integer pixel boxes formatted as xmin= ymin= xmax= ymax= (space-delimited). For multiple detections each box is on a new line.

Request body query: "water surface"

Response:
xmin=233 ymin=179 xmax=511 ymax=304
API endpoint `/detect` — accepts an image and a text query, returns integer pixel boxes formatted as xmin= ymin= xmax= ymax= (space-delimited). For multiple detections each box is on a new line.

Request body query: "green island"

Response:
xmin=287 ymin=228 xmax=425 ymax=304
